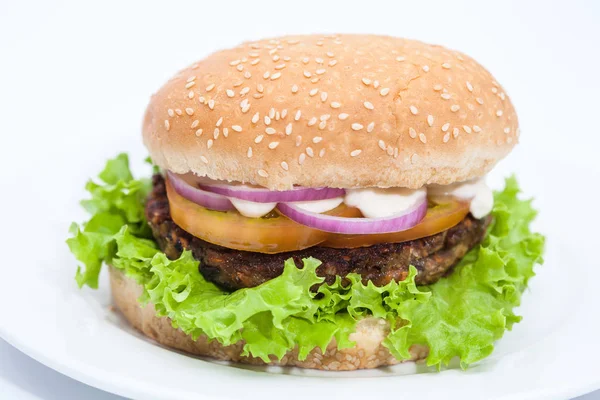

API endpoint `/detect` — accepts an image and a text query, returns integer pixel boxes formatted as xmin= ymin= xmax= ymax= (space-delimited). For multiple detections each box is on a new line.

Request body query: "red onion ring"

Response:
xmin=199 ymin=181 xmax=345 ymax=203
xmin=277 ymin=199 xmax=428 ymax=234
xmin=167 ymin=172 xmax=234 ymax=212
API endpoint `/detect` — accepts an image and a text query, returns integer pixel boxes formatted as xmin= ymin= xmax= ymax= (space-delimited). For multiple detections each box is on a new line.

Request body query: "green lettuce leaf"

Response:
xmin=68 ymin=155 xmax=544 ymax=368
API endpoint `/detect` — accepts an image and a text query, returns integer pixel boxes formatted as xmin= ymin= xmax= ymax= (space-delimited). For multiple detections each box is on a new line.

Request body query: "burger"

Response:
xmin=68 ymin=34 xmax=545 ymax=371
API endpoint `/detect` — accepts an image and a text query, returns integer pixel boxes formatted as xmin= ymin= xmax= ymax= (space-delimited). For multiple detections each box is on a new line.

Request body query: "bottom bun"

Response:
xmin=110 ymin=267 xmax=428 ymax=370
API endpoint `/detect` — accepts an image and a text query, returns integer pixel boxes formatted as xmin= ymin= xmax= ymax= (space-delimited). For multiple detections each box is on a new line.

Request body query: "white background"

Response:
xmin=0 ymin=0 xmax=599 ymax=399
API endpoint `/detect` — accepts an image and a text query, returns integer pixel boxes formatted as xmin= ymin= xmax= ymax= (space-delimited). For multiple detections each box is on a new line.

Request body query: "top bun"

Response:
xmin=143 ymin=34 xmax=518 ymax=190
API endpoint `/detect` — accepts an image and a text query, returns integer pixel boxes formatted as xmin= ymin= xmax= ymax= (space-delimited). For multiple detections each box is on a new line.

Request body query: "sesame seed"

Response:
xmin=206 ymin=84 xmax=215 ymax=92
xmin=223 ymin=128 xmax=229 ymax=137
xmin=367 ymin=122 xmax=375 ymax=132
xmin=350 ymin=149 xmax=362 ymax=157
xmin=187 ymin=75 xmax=196 ymax=83
xmin=264 ymin=116 xmax=271 ymax=125
xmin=422 ymin=65 xmax=430 ymax=72
xmin=226 ymin=89 xmax=234 ymax=98
xmin=175 ymin=109 xmax=182 ymax=116
xmin=396 ymin=56 xmax=405 ymax=62
xmin=380 ymin=88 xmax=390 ymax=96
xmin=241 ymin=104 xmax=250 ymax=113
xmin=256 ymin=84 xmax=264 ymax=93
xmin=450 ymin=104 xmax=460 ymax=112
xmin=285 ymin=123 xmax=293 ymax=135
xmin=453 ymin=127 xmax=459 ymax=138
xmin=195 ymin=129 xmax=203 ymax=136
xmin=292 ymin=84 xmax=299 ymax=93
xmin=338 ymin=113 xmax=349 ymax=120
xmin=167 ymin=109 xmax=175 ymax=117
xmin=473 ymin=125 xmax=482 ymax=133
xmin=373 ymin=80 xmax=380 ymax=89
xmin=387 ymin=146 xmax=394 ymax=156
xmin=258 ymin=169 xmax=269 ymax=177
xmin=364 ymin=101 xmax=374 ymax=110
xmin=233 ymin=80 xmax=243 ymax=87
xmin=213 ymin=128 xmax=219 ymax=139
xmin=419 ymin=133 xmax=427 ymax=143
xmin=164 ymin=120 xmax=170 ymax=131
xmin=295 ymin=110 xmax=302 ymax=121
xmin=466 ymin=81 xmax=474 ymax=92
xmin=433 ymin=84 xmax=443 ymax=91
xmin=263 ymin=71 xmax=270 ymax=79
xmin=351 ymin=123 xmax=363 ymax=131
xmin=441 ymin=123 xmax=450 ymax=132
xmin=275 ymin=63 xmax=286 ymax=70
xmin=280 ymin=161 xmax=289 ymax=171
xmin=409 ymin=127 xmax=417 ymax=138
xmin=496 ymin=110 xmax=503 ymax=117
xmin=250 ymin=112 xmax=259 ymax=124
xmin=295 ymin=136 xmax=302 ymax=146
xmin=298 ymin=153 xmax=306 ymax=165
xmin=269 ymin=108 xmax=275 ymax=118
xmin=200 ymin=156 xmax=209 ymax=164
xmin=441 ymin=93 xmax=451 ymax=100
xmin=281 ymin=109 xmax=288 ymax=118
xmin=232 ymin=125 xmax=242 ymax=132
xmin=270 ymin=72 xmax=281 ymax=80
xmin=313 ymin=136 xmax=323 ymax=143
xmin=247 ymin=147 xmax=253 ymax=158
xmin=321 ymin=92 xmax=328 ymax=102
xmin=492 ymin=87 xmax=498 ymax=94
xmin=320 ymin=114 xmax=330 ymax=121
xmin=185 ymin=108 xmax=194 ymax=115
xmin=378 ymin=140 xmax=386 ymax=150
xmin=188 ymin=91 xmax=195 ymax=99
xmin=476 ymin=97 xmax=484 ymax=105
xmin=504 ymin=127 xmax=511 ymax=134
xmin=229 ymin=59 xmax=241 ymax=66
xmin=255 ymin=135 xmax=264 ymax=143
xmin=302 ymin=57 xmax=310 ymax=64
xmin=427 ymin=115 xmax=434 ymax=127
xmin=308 ymin=117 xmax=317 ymax=126
xmin=442 ymin=63 xmax=451 ymax=69
xmin=198 ymin=96 xmax=206 ymax=104
xmin=191 ymin=120 xmax=200 ymax=128
xmin=361 ymin=78 xmax=372 ymax=86
xmin=216 ymin=117 xmax=223 ymax=127
xmin=309 ymin=88 xmax=319 ymax=96
xmin=409 ymin=106 xmax=419 ymax=115
xmin=316 ymin=68 xmax=326 ymax=75
xmin=328 ymin=60 xmax=338 ymax=66
xmin=207 ymin=139 xmax=213 ymax=149
xmin=240 ymin=87 xmax=250 ymax=95
xmin=315 ymin=57 xmax=324 ymax=64
xmin=272 ymin=55 xmax=280 ymax=61
xmin=250 ymin=58 xmax=260 ymax=65
xmin=208 ymin=99 xmax=215 ymax=110
xmin=319 ymin=148 xmax=326 ymax=157
xmin=269 ymin=141 xmax=279 ymax=149
xmin=306 ymin=147 xmax=314 ymax=157
xmin=266 ymin=127 xmax=276 ymax=135
xmin=443 ymin=133 xmax=450 ymax=143
xmin=499 ymin=92 xmax=506 ymax=100
xmin=303 ymin=71 xmax=312 ymax=78
xmin=318 ymin=121 xmax=327 ymax=130
xmin=236 ymin=64 xmax=244 ymax=72
xmin=311 ymin=77 xmax=319 ymax=83
xmin=463 ymin=125 xmax=472 ymax=133
xmin=185 ymin=81 xmax=196 ymax=89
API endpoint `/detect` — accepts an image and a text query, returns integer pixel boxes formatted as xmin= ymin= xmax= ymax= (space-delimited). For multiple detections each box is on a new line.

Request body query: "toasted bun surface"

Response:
xmin=110 ymin=267 xmax=427 ymax=370
xmin=143 ymin=34 xmax=518 ymax=190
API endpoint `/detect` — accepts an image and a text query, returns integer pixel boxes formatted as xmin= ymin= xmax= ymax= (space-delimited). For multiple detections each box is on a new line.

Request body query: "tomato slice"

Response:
xmin=320 ymin=197 xmax=470 ymax=248
xmin=166 ymin=177 xmax=361 ymax=253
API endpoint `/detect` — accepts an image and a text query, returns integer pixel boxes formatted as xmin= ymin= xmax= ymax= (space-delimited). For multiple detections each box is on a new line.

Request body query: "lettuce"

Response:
xmin=68 ymin=154 xmax=544 ymax=368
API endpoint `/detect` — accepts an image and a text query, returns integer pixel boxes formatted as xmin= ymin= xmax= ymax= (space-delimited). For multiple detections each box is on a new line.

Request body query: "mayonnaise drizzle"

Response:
xmin=428 ymin=179 xmax=493 ymax=218
xmin=343 ymin=187 xmax=427 ymax=218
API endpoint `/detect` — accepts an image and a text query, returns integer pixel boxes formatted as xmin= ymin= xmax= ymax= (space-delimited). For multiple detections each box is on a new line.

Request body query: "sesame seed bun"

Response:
xmin=110 ymin=267 xmax=428 ymax=370
xmin=143 ymin=34 xmax=518 ymax=190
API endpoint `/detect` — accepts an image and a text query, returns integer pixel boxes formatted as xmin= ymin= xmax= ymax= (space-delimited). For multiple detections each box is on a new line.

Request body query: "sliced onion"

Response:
xmin=277 ymin=198 xmax=428 ymax=234
xmin=167 ymin=172 xmax=234 ymax=212
xmin=199 ymin=180 xmax=345 ymax=203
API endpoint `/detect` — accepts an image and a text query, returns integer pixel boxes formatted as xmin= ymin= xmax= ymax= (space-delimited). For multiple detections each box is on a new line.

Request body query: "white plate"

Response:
xmin=0 ymin=154 xmax=599 ymax=400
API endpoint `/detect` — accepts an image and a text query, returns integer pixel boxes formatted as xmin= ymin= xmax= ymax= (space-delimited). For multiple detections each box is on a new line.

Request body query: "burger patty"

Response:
xmin=146 ymin=175 xmax=491 ymax=291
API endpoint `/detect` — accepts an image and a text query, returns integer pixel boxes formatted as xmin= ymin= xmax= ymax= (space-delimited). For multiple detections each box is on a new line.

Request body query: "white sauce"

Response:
xmin=343 ymin=187 xmax=427 ymax=218
xmin=291 ymin=197 xmax=344 ymax=213
xmin=428 ymin=179 xmax=493 ymax=218
xmin=229 ymin=198 xmax=277 ymax=218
